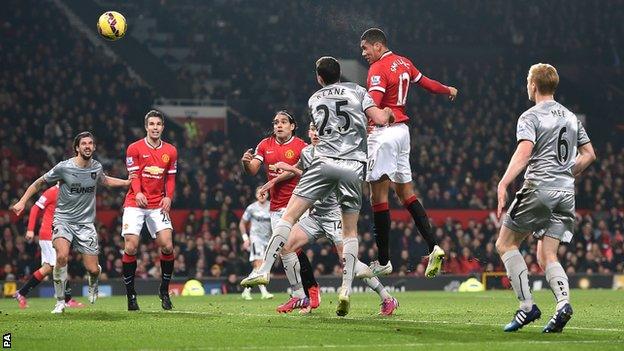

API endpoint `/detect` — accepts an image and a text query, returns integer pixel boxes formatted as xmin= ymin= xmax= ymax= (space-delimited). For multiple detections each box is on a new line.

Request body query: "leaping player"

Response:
xmin=272 ymin=123 xmax=399 ymax=315
xmin=121 ymin=110 xmax=178 ymax=311
xmin=360 ymin=28 xmax=458 ymax=277
xmin=242 ymin=56 xmax=393 ymax=316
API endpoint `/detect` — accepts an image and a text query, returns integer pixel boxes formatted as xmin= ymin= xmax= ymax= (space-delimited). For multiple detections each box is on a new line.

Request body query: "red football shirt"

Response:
xmin=31 ymin=185 xmax=58 ymax=240
xmin=254 ymin=136 xmax=307 ymax=211
xmin=124 ymin=138 xmax=178 ymax=209
xmin=366 ymin=51 xmax=422 ymax=124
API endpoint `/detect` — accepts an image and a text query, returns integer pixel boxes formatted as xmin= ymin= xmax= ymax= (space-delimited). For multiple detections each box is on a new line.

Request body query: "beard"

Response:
xmin=78 ymin=150 xmax=93 ymax=160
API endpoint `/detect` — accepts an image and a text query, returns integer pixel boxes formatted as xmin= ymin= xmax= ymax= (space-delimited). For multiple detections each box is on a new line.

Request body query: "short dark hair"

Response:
xmin=73 ymin=131 xmax=95 ymax=155
xmin=361 ymin=28 xmax=387 ymax=46
xmin=144 ymin=109 xmax=165 ymax=126
xmin=316 ymin=56 xmax=341 ymax=85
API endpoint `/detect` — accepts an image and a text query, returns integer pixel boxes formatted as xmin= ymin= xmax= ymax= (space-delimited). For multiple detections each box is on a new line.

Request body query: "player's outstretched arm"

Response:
xmin=241 ymin=148 xmax=262 ymax=176
xmin=496 ymin=140 xmax=534 ymax=218
xmin=573 ymin=142 xmax=596 ymax=176
xmin=417 ymin=75 xmax=458 ymax=101
xmin=102 ymin=175 xmax=132 ymax=188
xmin=10 ymin=176 xmax=47 ymax=216
xmin=365 ymin=106 xmax=394 ymax=125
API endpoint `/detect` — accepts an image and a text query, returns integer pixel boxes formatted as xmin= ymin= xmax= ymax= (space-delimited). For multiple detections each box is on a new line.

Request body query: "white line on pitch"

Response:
xmin=142 ymin=310 xmax=624 ymax=333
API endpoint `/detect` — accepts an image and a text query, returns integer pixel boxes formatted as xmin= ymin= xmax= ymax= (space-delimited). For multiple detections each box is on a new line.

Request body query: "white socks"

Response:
xmin=281 ymin=251 xmax=305 ymax=298
xmin=53 ymin=265 xmax=68 ymax=301
xmin=341 ymin=237 xmax=358 ymax=296
xmin=258 ymin=220 xmax=292 ymax=275
xmin=502 ymin=250 xmax=533 ymax=312
xmin=545 ymin=261 xmax=570 ymax=311
xmin=356 ymin=261 xmax=390 ymax=301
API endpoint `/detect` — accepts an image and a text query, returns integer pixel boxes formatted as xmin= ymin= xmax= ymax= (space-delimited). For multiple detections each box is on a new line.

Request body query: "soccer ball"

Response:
xmin=97 ymin=11 xmax=127 ymax=41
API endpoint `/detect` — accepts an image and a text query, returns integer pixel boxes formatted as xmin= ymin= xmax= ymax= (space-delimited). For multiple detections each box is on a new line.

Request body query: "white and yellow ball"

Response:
xmin=97 ymin=11 xmax=127 ymax=41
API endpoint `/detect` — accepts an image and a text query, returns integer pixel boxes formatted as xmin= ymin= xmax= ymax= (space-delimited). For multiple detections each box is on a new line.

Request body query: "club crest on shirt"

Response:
xmin=370 ymin=75 xmax=381 ymax=85
xmin=285 ymin=150 xmax=295 ymax=159
xmin=91 ymin=172 xmax=97 ymax=180
xmin=162 ymin=154 xmax=170 ymax=163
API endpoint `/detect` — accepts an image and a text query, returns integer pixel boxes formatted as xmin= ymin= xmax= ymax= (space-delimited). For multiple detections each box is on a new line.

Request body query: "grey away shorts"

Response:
xmin=53 ymin=221 xmax=99 ymax=255
xmin=293 ymin=157 xmax=365 ymax=213
xmin=503 ymin=188 xmax=575 ymax=243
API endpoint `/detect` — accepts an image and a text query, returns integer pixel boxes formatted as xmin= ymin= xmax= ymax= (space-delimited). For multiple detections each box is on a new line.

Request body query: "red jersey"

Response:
xmin=254 ymin=136 xmax=307 ymax=211
xmin=366 ymin=51 xmax=423 ymax=124
xmin=28 ymin=185 xmax=58 ymax=240
xmin=124 ymin=138 xmax=178 ymax=209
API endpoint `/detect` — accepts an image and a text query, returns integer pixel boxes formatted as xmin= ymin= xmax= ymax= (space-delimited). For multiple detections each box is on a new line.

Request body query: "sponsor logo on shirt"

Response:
xmin=144 ymin=166 xmax=165 ymax=176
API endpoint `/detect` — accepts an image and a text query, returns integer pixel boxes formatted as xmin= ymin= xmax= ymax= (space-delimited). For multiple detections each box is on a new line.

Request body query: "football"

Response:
xmin=97 ymin=11 xmax=127 ymax=41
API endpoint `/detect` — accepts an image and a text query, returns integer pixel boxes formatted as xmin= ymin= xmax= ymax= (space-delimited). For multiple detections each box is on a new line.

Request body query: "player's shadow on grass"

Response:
xmin=64 ymin=311 xmax=219 ymax=322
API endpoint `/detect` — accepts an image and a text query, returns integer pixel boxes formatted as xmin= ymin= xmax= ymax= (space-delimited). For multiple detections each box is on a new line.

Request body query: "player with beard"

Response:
xmin=11 ymin=132 xmax=131 ymax=313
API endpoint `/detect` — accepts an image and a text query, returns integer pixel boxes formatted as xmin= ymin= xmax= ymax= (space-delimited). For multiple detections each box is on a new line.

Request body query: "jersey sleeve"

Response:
xmin=410 ymin=62 xmax=423 ymax=83
xmin=97 ymin=166 xmax=106 ymax=185
xmin=241 ymin=206 xmax=252 ymax=221
xmin=577 ymin=120 xmax=591 ymax=146
xmin=168 ymin=147 xmax=178 ymax=175
xmin=126 ymin=144 xmax=140 ymax=173
xmin=35 ymin=193 xmax=49 ymax=210
xmin=516 ymin=113 xmax=537 ymax=143
xmin=254 ymin=139 xmax=266 ymax=163
xmin=359 ymin=85 xmax=377 ymax=111
xmin=298 ymin=147 xmax=313 ymax=171
xmin=43 ymin=162 xmax=64 ymax=184
xmin=367 ymin=64 xmax=387 ymax=94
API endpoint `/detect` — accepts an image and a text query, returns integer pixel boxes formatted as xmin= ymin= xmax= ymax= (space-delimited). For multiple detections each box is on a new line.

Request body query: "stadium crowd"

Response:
xmin=1 ymin=1 xmax=623 ymax=284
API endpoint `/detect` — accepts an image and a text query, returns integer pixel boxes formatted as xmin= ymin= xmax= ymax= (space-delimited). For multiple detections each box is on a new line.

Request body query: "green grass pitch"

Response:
xmin=1 ymin=289 xmax=623 ymax=350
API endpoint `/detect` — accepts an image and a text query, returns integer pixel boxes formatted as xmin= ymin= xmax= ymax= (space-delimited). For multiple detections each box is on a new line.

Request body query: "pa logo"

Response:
xmin=2 ymin=333 xmax=11 ymax=348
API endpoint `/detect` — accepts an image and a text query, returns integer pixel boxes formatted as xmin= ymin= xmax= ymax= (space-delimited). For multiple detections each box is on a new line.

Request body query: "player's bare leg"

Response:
xmin=51 ymin=238 xmax=71 ymax=314
xmin=83 ymin=254 xmax=101 ymax=304
xmin=122 ymin=234 xmax=140 ymax=310
xmin=336 ymin=211 xmax=360 ymax=317
xmin=394 ymin=182 xmax=444 ymax=278
xmin=241 ymin=195 xmax=313 ymax=287
xmin=156 ymin=229 xmax=175 ymax=310
xmin=369 ymin=177 xmax=393 ymax=276
xmin=496 ymin=226 xmax=541 ymax=331
xmin=537 ymin=237 xmax=573 ymax=333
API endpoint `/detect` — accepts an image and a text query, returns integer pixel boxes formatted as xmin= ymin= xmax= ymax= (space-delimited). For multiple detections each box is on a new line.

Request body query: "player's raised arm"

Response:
xmin=241 ymin=147 xmax=262 ymax=175
xmin=11 ymin=176 xmax=48 ymax=216
xmin=416 ymin=74 xmax=458 ymax=101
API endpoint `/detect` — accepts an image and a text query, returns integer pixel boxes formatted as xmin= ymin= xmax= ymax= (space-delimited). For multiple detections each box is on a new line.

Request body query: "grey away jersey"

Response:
xmin=241 ymin=201 xmax=272 ymax=240
xmin=298 ymin=145 xmax=341 ymax=220
xmin=516 ymin=100 xmax=590 ymax=191
xmin=308 ymin=82 xmax=375 ymax=162
xmin=43 ymin=158 xmax=105 ymax=224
